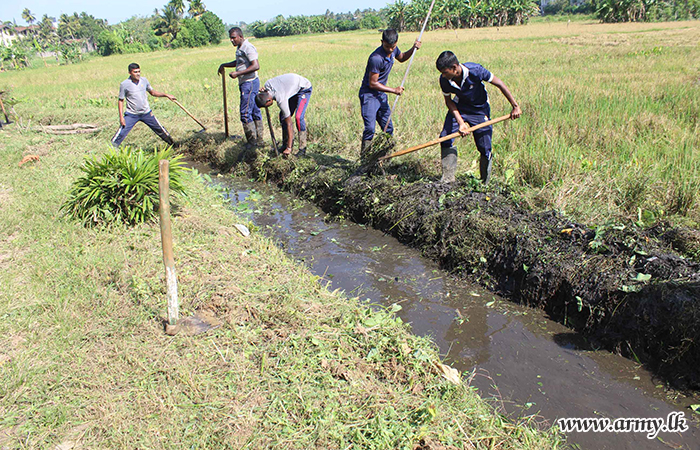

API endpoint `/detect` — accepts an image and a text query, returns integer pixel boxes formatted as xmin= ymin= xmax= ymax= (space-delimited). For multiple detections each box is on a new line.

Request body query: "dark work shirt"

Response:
xmin=439 ymin=62 xmax=494 ymax=114
xmin=360 ymin=45 xmax=401 ymax=94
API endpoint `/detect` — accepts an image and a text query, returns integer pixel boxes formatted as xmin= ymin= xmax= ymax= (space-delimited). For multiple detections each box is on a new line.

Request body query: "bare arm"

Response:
xmin=489 ymin=76 xmax=522 ymax=119
xmin=218 ymin=61 xmax=237 ymax=75
xmin=396 ymin=39 xmax=421 ymax=63
xmin=148 ymin=88 xmax=176 ymax=101
xmin=368 ymin=72 xmax=404 ymax=96
xmin=230 ymin=60 xmax=260 ymax=79
xmin=118 ymin=99 xmax=125 ymax=127
xmin=444 ymin=96 xmax=470 ymax=136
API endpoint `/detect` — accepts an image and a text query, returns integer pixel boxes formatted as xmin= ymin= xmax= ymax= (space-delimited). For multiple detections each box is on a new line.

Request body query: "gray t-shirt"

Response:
xmin=236 ymin=39 xmax=259 ymax=85
xmin=264 ymin=73 xmax=312 ymax=119
xmin=119 ymin=77 xmax=152 ymax=114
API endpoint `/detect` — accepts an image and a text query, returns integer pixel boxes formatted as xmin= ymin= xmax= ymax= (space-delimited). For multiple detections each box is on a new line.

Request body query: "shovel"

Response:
xmin=171 ymin=99 xmax=206 ymax=133
xmin=378 ymin=114 xmax=512 ymax=163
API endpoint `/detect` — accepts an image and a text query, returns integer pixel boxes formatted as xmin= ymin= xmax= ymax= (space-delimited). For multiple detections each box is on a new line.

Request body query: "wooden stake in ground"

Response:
xmin=158 ymin=160 xmax=179 ymax=326
xmin=221 ymin=72 xmax=229 ymax=138
xmin=383 ymin=0 xmax=437 ymax=132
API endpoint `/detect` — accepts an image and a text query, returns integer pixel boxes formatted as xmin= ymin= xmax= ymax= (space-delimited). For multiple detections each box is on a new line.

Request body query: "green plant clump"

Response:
xmin=62 ymin=146 xmax=186 ymax=227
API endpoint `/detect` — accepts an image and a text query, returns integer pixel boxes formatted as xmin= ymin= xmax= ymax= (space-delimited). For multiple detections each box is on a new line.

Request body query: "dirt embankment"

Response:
xmin=192 ymin=144 xmax=700 ymax=390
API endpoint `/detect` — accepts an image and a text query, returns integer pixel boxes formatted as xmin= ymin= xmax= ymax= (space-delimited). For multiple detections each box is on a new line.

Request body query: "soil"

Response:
xmin=187 ymin=142 xmax=700 ymax=390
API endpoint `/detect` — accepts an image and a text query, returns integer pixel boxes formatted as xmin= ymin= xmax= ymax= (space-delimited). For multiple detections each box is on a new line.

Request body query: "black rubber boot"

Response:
xmin=440 ymin=146 xmax=458 ymax=183
xmin=480 ymin=153 xmax=493 ymax=185
xmin=360 ymin=139 xmax=373 ymax=165
xmin=296 ymin=130 xmax=308 ymax=157
xmin=254 ymin=120 xmax=264 ymax=147
xmin=242 ymin=122 xmax=256 ymax=149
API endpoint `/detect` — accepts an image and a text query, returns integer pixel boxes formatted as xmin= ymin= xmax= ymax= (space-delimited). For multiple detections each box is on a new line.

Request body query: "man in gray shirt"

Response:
xmin=111 ymin=62 xmax=176 ymax=148
xmin=218 ymin=27 xmax=263 ymax=149
xmin=255 ymin=73 xmax=312 ymax=157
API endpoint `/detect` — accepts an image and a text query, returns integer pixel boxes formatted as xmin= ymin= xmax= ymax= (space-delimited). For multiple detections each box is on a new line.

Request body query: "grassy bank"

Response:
xmin=0 ymin=131 xmax=564 ymax=447
xmin=2 ymin=20 xmax=698 ymax=228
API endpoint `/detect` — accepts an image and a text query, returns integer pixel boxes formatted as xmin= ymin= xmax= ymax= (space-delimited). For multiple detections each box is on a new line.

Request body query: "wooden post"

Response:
xmin=159 ymin=160 xmax=179 ymax=325
xmin=221 ymin=72 xmax=229 ymax=138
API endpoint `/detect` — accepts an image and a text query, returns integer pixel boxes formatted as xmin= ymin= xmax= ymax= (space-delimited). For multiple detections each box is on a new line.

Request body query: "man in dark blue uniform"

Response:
xmin=358 ymin=29 xmax=420 ymax=163
xmin=435 ymin=51 xmax=522 ymax=184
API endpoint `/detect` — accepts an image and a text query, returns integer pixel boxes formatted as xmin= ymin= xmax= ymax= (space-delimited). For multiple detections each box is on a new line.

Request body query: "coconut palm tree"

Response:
xmin=168 ymin=0 xmax=186 ymax=16
xmin=154 ymin=4 xmax=181 ymax=43
xmin=188 ymin=0 xmax=206 ymax=19
xmin=22 ymin=9 xmax=36 ymax=34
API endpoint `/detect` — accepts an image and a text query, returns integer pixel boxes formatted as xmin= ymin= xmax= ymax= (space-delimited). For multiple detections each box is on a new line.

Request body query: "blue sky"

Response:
xmin=1 ymin=0 xmax=389 ymax=26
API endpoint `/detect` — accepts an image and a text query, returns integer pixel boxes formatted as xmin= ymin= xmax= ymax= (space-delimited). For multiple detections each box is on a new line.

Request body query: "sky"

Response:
xmin=1 ymin=0 xmax=390 ymax=26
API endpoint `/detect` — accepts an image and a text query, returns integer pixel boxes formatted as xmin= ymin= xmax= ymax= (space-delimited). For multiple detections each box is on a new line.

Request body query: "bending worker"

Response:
xmin=255 ymin=73 xmax=312 ymax=157
xmin=435 ymin=51 xmax=521 ymax=184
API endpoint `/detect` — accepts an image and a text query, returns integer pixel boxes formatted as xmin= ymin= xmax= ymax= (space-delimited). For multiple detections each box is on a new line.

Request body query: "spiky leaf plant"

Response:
xmin=62 ymin=146 xmax=187 ymax=227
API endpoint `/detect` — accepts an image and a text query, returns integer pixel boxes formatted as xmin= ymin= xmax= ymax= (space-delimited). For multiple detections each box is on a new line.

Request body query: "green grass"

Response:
xmin=3 ymin=20 xmax=698 ymax=227
xmin=0 ymin=131 xmax=563 ymax=447
xmin=1 ymin=20 xmax=699 ymax=447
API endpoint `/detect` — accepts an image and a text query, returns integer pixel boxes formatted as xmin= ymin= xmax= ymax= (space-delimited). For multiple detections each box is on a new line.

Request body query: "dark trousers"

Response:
xmin=111 ymin=111 xmax=171 ymax=148
xmin=282 ymin=87 xmax=312 ymax=132
xmin=359 ymin=91 xmax=393 ymax=141
xmin=440 ymin=106 xmax=492 ymax=159
xmin=239 ymin=78 xmax=261 ymax=124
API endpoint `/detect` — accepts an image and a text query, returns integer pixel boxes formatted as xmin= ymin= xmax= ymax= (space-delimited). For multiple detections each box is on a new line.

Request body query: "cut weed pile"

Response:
xmin=210 ymin=147 xmax=700 ymax=391
xmin=0 ymin=132 xmax=562 ymax=448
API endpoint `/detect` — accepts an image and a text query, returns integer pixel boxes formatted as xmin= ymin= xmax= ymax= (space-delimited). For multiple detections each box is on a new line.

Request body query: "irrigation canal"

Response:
xmin=192 ymin=162 xmax=700 ymax=450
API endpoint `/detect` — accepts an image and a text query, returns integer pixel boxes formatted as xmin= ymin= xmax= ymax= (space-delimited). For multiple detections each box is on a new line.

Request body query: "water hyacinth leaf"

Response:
xmin=634 ymin=273 xmax=652 ymax=282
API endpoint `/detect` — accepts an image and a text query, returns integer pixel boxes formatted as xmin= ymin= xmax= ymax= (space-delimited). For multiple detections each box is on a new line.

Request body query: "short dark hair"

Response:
xmin=436 ymin=51 xmax=459 ymax=71
xmin=229 ymin=27 xmax=243 ymax=37
xmin=255 ymin=91 xmax=272 ymax=108
xmin=128 ymin=62 xmax=140 ymax=72
xmin=381 ymin=29 xmax=398 ymax=45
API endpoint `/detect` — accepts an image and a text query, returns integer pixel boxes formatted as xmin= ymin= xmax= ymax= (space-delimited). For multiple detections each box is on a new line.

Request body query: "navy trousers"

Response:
xmin=111 ymin=111 xmax=172 ymax=148
xmin=439 ymin=106 xmax=492 ymax=159
xmin=359 ymin=91 xmax=393 ymax=141
xmin=282 ymin=87 xmax=312 ymax=132
xmin=239 ymin=78 xmax=261 ymax=124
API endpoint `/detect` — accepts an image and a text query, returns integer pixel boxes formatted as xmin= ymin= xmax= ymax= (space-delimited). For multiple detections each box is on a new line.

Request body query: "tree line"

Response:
xmin=0 ymin=0 xmax=225 ymax=69
xmin=591 ymin=0 xmax=699 ymax=22
xmin=246 ymin=9 xmax=386 ymax=38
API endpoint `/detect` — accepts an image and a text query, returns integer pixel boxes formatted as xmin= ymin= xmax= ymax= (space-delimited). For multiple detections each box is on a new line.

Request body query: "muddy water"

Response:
xmin=202 ymin=168 xmax=699 ymax=450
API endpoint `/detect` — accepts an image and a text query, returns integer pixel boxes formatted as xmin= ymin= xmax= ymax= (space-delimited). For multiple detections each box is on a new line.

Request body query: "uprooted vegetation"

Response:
xmin=187 ymin=138 xmax=700 ymax=390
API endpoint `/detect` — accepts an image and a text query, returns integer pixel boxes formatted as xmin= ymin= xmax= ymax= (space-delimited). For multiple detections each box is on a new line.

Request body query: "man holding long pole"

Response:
xmin=358 ymin=29 xmax=420 ymax=164
xmin=218 ymin=27 xmax=263 ymax=148
xmin=436 ymin=51 xmax=522 ymax=184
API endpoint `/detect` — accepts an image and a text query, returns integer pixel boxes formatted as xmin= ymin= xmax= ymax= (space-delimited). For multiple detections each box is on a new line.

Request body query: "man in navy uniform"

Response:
xmin=435 ymin=51 xmax=522 ymax=184
xmin=358 ymin=29 xmax=420 ymax=163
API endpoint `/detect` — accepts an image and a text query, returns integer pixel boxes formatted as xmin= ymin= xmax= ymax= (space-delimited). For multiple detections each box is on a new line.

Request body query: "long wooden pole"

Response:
xmin=265 ymin=107 xmax=279 ymax=157
xmin=221 ymin=72 xmax=229 ymax=138
xmin=171 ymin=99 xmax=206 ymax=131
xmin=158 ymin=160 xmax=179 ymax=326
xmin=378 ymin=114 xmax=511 ymax=162
xmin=383 ymin=0 xmax=437 ymax=132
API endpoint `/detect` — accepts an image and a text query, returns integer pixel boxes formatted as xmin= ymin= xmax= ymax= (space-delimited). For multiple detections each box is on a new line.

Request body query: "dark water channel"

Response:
xmin=196 ymin=164 xmax=699 ymax=450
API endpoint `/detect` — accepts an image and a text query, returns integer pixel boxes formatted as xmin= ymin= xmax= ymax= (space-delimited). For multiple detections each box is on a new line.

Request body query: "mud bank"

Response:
xmin=194 ymin=147 xmax=700 ymax=389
